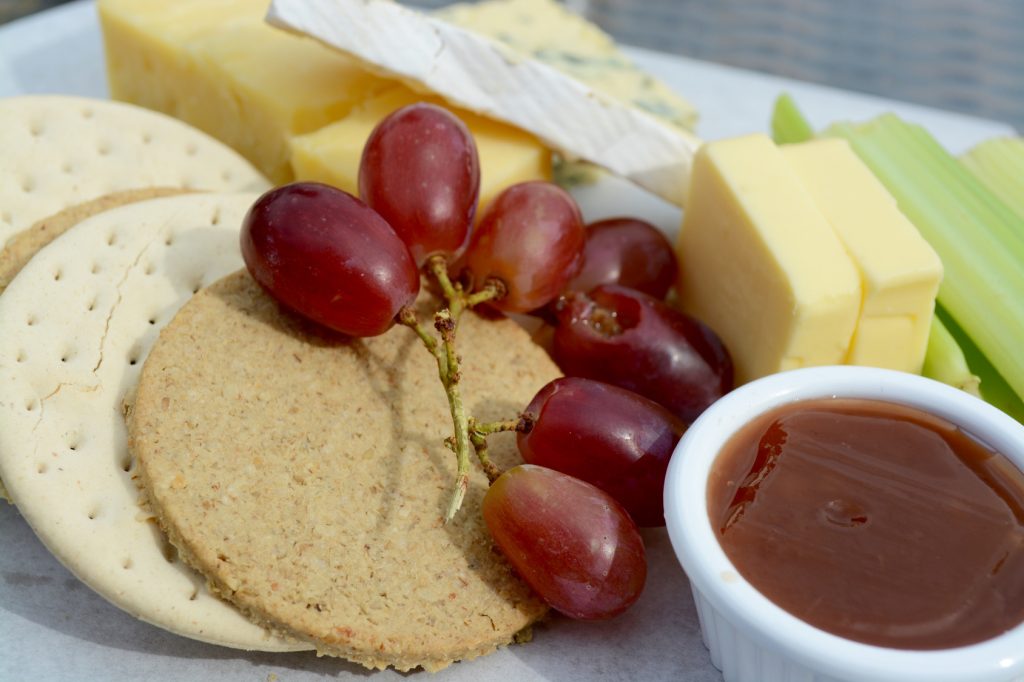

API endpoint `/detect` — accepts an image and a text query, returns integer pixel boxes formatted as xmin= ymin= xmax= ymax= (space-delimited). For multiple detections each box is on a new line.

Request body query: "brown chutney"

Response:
xmin=708 ymin=397 xmax=1024 ymax=650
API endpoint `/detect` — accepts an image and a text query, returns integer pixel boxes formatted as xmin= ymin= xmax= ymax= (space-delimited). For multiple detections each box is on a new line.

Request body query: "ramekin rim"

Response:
xmin=663 ymin=365 xmax=1024 ymax=682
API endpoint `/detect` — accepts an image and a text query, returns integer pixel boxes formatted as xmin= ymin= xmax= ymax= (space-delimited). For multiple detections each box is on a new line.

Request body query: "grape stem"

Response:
xmin=396 ymin=257 xmax=517 ymax=523
xmin=434 ymin=309 xmax=473 ymax=523
xmin=473 ymin=417 xmax=534 ymax=436
xmin=398 ymin=306 xmax=447 ymax=383
xmin=468 ymin=428 xmax=501 ymax=484
xmin=428 ymin=255 xmax=503 ymax=325
xmin=466 ymin=280 xmax=505 ymax=309
xmin=429 ymin=256 xmax=463 ymax=317
xmin=468 ymin=416 xmax=533 ymax=484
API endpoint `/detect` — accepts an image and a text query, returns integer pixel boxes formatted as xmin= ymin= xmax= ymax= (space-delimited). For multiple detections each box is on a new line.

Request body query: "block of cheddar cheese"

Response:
xmin=100 ymin=0 xmax=694 ymax=195
xmin=99 ymin=0 xmax=390 ymax=182
xmin=676 ymin=134 xmax=862 ymax=384
xmin=290 ymin=87 xmax=551 ymax=213
xmin=782 ymin=138 xmax=943 ymax=373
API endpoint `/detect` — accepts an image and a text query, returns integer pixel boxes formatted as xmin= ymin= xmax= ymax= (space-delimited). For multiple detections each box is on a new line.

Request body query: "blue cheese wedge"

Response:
xmin=267 ymin=0 xmax=700 ymax=206
xmin=437 ymin=0 xmax=698 ymax=133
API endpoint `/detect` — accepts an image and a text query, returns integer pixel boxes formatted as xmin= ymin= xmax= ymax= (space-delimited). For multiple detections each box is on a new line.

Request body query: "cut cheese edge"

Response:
xmin=267 ymin=0 xmax=700 ymax=206
xmin=290 ymin=86 xmax=551 ymax=212
xmin=676 ymin=134 xmax=862 ymax=384
xmin=783 ymin=138 xmax=943 ymax=373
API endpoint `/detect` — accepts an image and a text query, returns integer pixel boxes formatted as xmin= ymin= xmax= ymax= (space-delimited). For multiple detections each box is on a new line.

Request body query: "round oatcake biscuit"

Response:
xmin=129 ymin=271 xmax=559 ymax=671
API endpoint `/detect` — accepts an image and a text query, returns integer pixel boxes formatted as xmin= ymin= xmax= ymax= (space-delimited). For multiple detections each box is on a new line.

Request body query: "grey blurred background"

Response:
xmin=3 ymin=0 xmax=1021 ymax=131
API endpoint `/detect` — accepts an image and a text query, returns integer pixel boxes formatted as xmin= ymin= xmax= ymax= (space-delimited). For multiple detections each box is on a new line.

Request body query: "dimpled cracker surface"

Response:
xmin=0 ymin=193 xmax=307 ymax=652
xmin=0 ymin=95 xmax=268 ymax=249
xmin=129 ymin=271 xmax=558 ymax=671
xmin=0 ymin=187 xmax=188 ymax=503
xmin=0 ymin=187 xmax=188 ymax=294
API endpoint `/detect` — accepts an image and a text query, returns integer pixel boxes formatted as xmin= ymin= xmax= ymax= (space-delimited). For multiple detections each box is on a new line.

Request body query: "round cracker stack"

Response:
xmin=0 ymin=193 xmax=306 ymax=652
xmin=0 ymin=187 xmax=187 ymax=292
xmin=0 ymin=188 xmax=186 ymax=503
xmin=0 ymin=95 xmax=268 ymax=290
xmin=129 ymin=271 xmax=558 ymax=671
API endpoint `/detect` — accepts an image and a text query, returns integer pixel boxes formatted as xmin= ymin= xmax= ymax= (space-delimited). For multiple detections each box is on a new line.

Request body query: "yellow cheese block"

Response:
xmin=99 ymin=0 xmax=390 ymax=182
xmin=676 ymin=134 xmax=862 ymax=384
xmin=782 ymin=139 xmax=943 ymax=373
xmin=290 ymin=87 xmax=552 ymax=212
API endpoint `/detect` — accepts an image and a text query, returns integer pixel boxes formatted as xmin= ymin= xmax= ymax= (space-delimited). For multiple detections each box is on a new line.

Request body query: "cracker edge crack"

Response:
xmin=25 ymin=221 xmax=163 ymax=442
xmin=3 ymin=219 xmax=174 ymax=503
xmin=93 ymin=225 xmax=165 ymax=375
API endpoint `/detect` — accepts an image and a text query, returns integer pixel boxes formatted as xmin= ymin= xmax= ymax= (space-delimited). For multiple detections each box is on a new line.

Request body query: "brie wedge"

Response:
xmin=267 ymin=0 xmax=700 ymax=206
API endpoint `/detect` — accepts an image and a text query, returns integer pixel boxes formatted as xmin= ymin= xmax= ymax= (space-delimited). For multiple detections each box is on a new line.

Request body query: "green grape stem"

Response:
xmin=469 ymin=416 xmax=535 ymax=484
xmin=469 ymin=429 xmax=502 ymax=484
xmin=428 ymin=255 xmax=464 ymax=318
xmin=474 ymin=416 xmax=535 ymax=436
xmin=396 ymin=258 xmax=519 ymax=523
xmin=435 ymin=309 xmax=472 ymax=522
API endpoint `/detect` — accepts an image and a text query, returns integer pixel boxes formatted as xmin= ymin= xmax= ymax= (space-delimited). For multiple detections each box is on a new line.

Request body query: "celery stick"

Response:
xmin=771 ymin=94 xmax=815 ymax=145
xmin=897 ymin=120 xmax=1024 ymax=249
xmin=853 ymin=116 xmax=1024 ymax=253
xmin=825 ymin=116 xmax=1024 ymax=400
xmin=936 ymin=306 xmax=1024 ymax=423
xmin=961 ymin=138 xmax=1024 ymax=220
xmin=922 ymin=315 xmax=981 ymax=397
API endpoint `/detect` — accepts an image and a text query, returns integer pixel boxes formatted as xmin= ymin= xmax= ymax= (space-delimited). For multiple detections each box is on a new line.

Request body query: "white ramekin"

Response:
xmin=664 ymin=365 xmax=1024 ymax=682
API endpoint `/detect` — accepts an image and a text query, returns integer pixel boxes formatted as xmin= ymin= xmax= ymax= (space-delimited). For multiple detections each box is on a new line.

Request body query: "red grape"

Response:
xmin=460 ymin=182 xmax=585 ymax=313
xmin=359 ymin=103 xmax=480 ymax=265
xmin=567 ymin=217 xmax=677 ymax=298
xmin=483 ymin=465 xmax=646 ymax=619
xmin=241 ymin=182 xmax=419 ymax=337
xmin=519 ymin=377 xmax=685 ymax=526
xmin=551 ymin=284 xmax=732 ymax=422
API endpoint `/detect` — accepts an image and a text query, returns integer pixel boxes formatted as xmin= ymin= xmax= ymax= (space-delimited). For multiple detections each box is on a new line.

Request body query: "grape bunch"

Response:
xmin=239 ymin=102 xmax=732 ymax=621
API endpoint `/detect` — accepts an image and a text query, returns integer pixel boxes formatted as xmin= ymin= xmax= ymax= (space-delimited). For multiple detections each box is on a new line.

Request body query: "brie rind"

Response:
xmin=266 ymin=0 xmax=700 ymax=206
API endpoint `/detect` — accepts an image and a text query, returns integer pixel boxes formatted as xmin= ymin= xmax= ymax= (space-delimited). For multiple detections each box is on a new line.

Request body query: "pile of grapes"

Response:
xmin=240 ymin=104 xmax=733 ymax=621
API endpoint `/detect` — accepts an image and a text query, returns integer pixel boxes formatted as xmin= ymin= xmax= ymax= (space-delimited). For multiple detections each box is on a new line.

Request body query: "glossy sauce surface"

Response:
xmin=709 ymin=398 xmax=1024 ymax=649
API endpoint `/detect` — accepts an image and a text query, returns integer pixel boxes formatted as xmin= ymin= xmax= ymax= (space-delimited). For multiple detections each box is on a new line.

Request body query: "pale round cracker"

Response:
xmin=0 ymin=95 xmax=268 ymax=250
xmin=129 ymin=272 xmax=557 ymax=671
xmin=0 ymin=187 xmax=189 ymax=294
xmin=0 ymin=192 xmax=307 ymax=652
xmin=0 ymin=187 xmax=190 ymax=503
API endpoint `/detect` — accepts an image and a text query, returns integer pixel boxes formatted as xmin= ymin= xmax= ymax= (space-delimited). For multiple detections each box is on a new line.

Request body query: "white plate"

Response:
xmin=0 ymin=2 xmax=1015 ymax=682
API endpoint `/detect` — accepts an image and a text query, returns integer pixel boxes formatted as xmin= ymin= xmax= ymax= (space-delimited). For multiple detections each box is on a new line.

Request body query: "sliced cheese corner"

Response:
xmin=676 ymin=134 xmax=861 ymax=384
xmin=782 ymin=138 xmax=943 ymax=373
xmin=290 ymin=86 xmax=552 ymax=212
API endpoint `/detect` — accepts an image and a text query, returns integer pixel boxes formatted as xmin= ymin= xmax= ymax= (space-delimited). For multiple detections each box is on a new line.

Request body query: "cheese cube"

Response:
xmin=289 ymin=87 xmax=552 ymax=212
xmin=99 ymin=0 xmax=389 ymax=182
xmin=782 ymin=139 xmax=943 ymax=373
xmin=676 ymin=135 xmax=862 ymax=384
